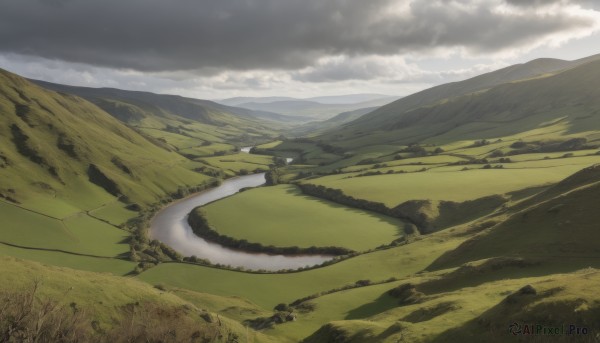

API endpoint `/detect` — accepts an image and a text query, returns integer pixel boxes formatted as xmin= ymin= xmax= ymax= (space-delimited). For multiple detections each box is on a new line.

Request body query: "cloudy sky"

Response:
xmin=1 ymin=0 xmax=599 ymax=100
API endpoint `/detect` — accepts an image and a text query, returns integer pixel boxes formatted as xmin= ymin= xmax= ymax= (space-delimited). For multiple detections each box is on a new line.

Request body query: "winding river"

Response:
xmin=149 ymin=149 xmax=332 ymax=271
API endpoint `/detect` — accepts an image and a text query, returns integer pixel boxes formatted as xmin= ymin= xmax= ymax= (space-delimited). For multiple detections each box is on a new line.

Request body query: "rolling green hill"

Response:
xmin=0 ymin=68 xmax=217 ymax=264
xmin=320 ymin=55 xmax=600 ymax=148
xmin=31 ymin=80 xmax=291 ymax=153
xmin=0 ymin=256 xmax=278 ymax=343
xmin=430 ymin=164 xmax=600 ymax=270
xmin=287 ymin=106 xmax=377 ymax=137
xmin=0 ymin=68 xmax=212 ymax=211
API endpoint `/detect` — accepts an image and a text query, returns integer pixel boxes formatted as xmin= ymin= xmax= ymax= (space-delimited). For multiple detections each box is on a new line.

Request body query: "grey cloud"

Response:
xmin=0 ymin=0 xmax=598 ymax=74
xmin=505 ymin=0 xmax=562 ymax=6
xmin=506 ymin=0 xmax=600 ymax=7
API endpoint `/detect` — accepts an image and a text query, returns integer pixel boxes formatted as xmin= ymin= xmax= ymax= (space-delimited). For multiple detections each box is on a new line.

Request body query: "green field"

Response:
xmin=88 ymin=201 xmax=139 ymax=226
xmin=303 ymin=161 xmax=599 ymax=207
xmin=0 ymin=202 xmax=129 ymax=257
xmin=199 ymin=152 xmax=275 ymax=176
xmin=138 ymin=234 xmax=464 ymax=309
xmin=202 ymin=184 xmax=404 ymax=251
xmin=0 ymin=244 xmax=135 ymax=275
xmin=0 ymin=256 xmax=279 ymax=342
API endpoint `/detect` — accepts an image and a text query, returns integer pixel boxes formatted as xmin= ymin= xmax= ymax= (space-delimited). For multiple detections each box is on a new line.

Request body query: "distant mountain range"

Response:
xmin=219 ymin=93 xmax=394 ymax=106
xmin=217 ymin=94 xmax=400 ymax=120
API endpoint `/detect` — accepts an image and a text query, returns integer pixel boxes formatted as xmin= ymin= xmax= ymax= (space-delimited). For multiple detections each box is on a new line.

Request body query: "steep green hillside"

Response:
xmin=0 ymin=256 xmax=278 ymax=343
xmin=287 ymin=106 xmax=377 ymax=137
xmin=320 ymin=55 xmax=600 ymax=148
xmin=0 ymin=69 xmax=211 ymax=212
xmin=293 ymin=164 xmax=600 ymax=343
xmin=31 ymin=80 xmax=289 ymax=152
xmin=0 ymin=68 xmax=215 ymax=263
xmin=430 ymin=164 xmax=600 ymax=270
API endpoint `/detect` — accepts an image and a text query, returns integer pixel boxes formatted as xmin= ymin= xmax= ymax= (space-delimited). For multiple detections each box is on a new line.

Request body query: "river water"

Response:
xmin=149 ymin=160 xmax=332 ymax=271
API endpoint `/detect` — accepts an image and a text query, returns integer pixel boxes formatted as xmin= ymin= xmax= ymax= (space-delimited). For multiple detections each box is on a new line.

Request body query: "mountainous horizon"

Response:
xmin=218 ymin=93 xmax=396 ymax=106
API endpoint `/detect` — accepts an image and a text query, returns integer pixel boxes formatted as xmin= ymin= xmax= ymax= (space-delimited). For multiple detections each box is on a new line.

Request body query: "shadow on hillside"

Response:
xmin=345 ymin=293 xmax=398 ymax=320
xmin=429 ymin=285 xmax=600 ymax=343
xmin=422 ymin=256 xmax=600 ymax=296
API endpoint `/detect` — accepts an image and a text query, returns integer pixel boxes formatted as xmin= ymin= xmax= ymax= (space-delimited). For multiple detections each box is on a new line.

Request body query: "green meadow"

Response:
xmin=199 ymin=152 xmax=275 ymax=176
xmin=303 ymin=160 xmax=599 ymax=207
xmin=202 ymin=184 xmax=404 ymax=251
xmin=0 ymin=244 xmax=135 ymax=275
xmin=0 ymin=201 xmax=129 ymax=257
xmin=138 ymin=234 xmax=464 ymax=309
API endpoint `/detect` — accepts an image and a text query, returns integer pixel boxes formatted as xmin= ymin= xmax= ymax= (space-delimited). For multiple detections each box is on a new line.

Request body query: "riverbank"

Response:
xmin=148 ymin=173 xmax=334 ymax=271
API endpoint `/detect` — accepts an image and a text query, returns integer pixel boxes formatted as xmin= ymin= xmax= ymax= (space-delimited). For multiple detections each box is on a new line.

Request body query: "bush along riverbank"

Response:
xmin=125 ymin=178 xmax=224 ymax=273
xmin=187 ymin=208 xmax=354 ymax=257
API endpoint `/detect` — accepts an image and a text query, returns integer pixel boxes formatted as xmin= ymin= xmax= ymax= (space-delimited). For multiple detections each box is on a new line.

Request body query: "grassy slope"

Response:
xmin=202 ymin=184 xmax=404 ymax=251
xmin=286 ymin=106 xmax=378 ymax=137
xmin=303 ymin=161 xmax=596 ymax=207
xmin=0 ymin=256 xmax=279 ymax=343
xmin=0 ymin=68 xmax=211 ymax=211
xmin=138 ymin=234 xmax=464 ymax=309
xmin=291 ymin=164 xmax=600 ymax=342
xmin=0 ymin=201 xmax=129 ymax=257
xmin=0 ymin=243 xmax=136 ymax=275
xmin=200 ymin=152 xmax=275 ymax=176
xmin=32 ymin=79 xmax=285 ymax=150
xmin=0 ymin=68 xmax=216 ymax=273
xmin=322 ymin=56 xmax=599 ymax=147
xmin=430 ymin=164 xmax=600 ymax=270
xmin=303 ymin=268 xmax=600 ymax=343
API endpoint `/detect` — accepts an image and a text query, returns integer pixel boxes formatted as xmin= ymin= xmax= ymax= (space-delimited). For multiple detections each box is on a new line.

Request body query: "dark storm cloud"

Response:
xmin=0 ymin=0 xmax=598 ymax=73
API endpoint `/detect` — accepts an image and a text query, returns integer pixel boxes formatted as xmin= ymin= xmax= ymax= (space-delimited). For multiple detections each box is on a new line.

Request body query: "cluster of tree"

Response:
xmin=507 ymin=138 xmax=594 ymax=156
xmin=297 ymin=183 xmax=425 ymax=235
xmin=296 ymin=183 xmax=394 ymax=216
xmin=125 ymin=179 xmax=222 ymax=270
xmin=193 ymin=166 xmax=226 ymax=178
xmin=163 ymin=124 xmax=191 ymax=137
xmin=354 ymin=167 xmax=431 ymax=178
xmin=448 ymin=158 xmax=491 ymax=166
xmin=316 ymin=142 xmax=345 ymax=155
xmin=244 ymin=311 xmax=297 ymax=330
xmin=397 ymin=144 xmax=429 ymax=157
xmin=265 ymin=167 xmax=282 ymax=185
xmin=187 ymin=210 xmax=353 ymax=256
xmin=482 ymin=164 xmax=504 ymax=169
xmin=355 ymin=170 xmax=396 ymax=177
xmin=471 ymin=139 xmax=492 ymax=147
